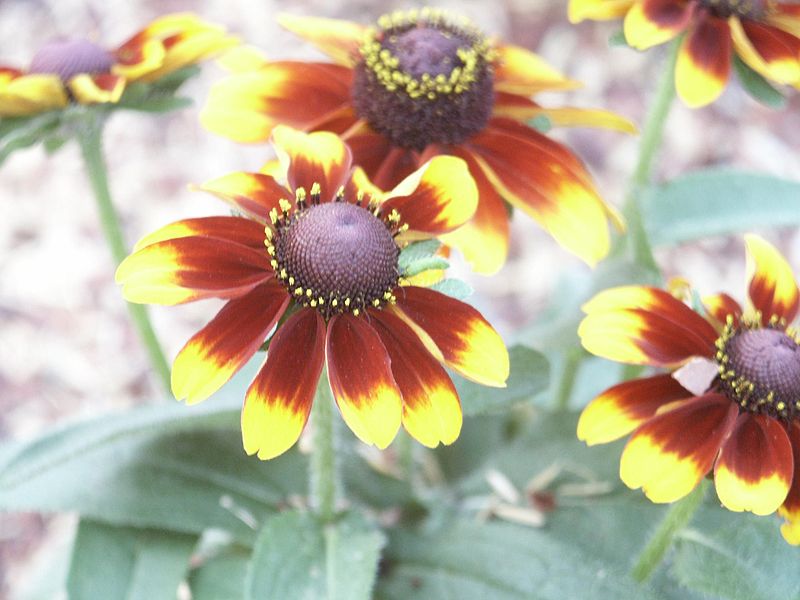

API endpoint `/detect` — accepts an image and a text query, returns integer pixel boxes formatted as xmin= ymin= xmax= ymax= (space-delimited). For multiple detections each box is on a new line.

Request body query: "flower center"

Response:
xmin=698 ymin=0 xmax=770 ymax=19
xmin=268 ymin=192 xmax=400 ymax=319
xmin=29 ymin=39 xmax=112 ymax=82
xmin=715 ymin=322 xmax=800 ymax=420
xmin=351 ymin=9 xmax=495 ymax=151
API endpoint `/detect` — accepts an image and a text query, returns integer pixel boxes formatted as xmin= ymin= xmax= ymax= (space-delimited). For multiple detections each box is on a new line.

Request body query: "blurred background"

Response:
xmin=1 ymin=0 xmax=799 ymax=596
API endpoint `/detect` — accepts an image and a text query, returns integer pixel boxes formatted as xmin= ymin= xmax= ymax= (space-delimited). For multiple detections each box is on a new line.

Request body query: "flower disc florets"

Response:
xmin=352 ymin=8 xmax=495 ymax=151
xmin=716 ymin=317 xmax=800 ymax=420
xmin=699 ymin=0 xmax=770 ymax=19
xmin=267 ymin=185 xmax=401 ymax=319
xmin=29 ymin=39 xmax=112 ymax=82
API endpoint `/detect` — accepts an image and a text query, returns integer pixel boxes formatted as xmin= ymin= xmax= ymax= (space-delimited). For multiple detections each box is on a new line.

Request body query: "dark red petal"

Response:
xmin=620 ymin=393 xmax=738 ymax=502
xmin=326 ymin=313 xmax=402 ymax=448
xmin=714 ymin=413 xmax=793 ymax=515
xmin=578 ymin=374 xmax=693 ymax=445
xmin=242 ymin=308 xmax=326 ymax=460
xmin=172 ymin=280 xmax=290 ymax=403
xmin=370 ymin=310 xmax=462 ymax=447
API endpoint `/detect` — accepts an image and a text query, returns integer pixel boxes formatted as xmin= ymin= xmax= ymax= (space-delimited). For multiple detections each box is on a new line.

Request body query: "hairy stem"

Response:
xmin=77 ymin=116 xmax=171 ymax=393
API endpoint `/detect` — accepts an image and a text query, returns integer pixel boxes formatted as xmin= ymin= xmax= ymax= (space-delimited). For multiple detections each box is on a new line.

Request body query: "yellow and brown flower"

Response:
xmin=116 ymin=126 xmax=509 ymax=460
xmin=577 ymin=234 xmax=800 ymax=545
xmin=201 ymin=9 xmax=635 ymax=274
xmin=569 ymin=0 xmax=800 ymax=107
xmin=0 ymin=13 xmax=237 ymax=117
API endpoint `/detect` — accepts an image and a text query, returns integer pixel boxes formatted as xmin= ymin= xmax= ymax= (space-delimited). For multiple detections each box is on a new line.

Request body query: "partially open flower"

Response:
xmin=201 ymin=9 xmax=635 ymax=274
xmin=116 ymin=126 xmax=510 ymax=460
xmin=0 ymin=13 xmax=237 ymax=117
xmin=577 ymin=234 xmax=800 ymax=545
xmin=568 ymin=0 xmax=800 ymax=107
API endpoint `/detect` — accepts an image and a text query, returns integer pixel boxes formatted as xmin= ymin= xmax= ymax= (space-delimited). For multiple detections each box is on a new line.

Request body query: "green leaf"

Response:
xmin=672 ymin=512 xmax=800 ymax=600
xmin=0 ymin=111 xmax=62 ymax=165
xmin=189 ymin=545 xmax=250 ymax=600
xmin=0 ymin=373 xmax=306 ymax=542
xmin=456 ymin=345 xmax=549 ymax=416
xmin=643 ymin=169 xmax=800 ymax=247
xmin=245 ymin=511 xmax=385 ymax=600
xmin=733 ymin=55 xmax=786 ymax=109
xmin=67 ymin=519 xmax=197 ymax=600
xmin=378 ymin=518 xmax=663 ymax=600
xmin=429 ymin=278 xmax=472 ymax=300
xmin=529 ymin=114 xmax=552 ymax=133
xmin=440 ymin=411 xmax=701 ymax=599
xmin=115 ymin=66 xmax=200 ymax=114
xmin=402 ymin=256 xmax=450 ymax=277
xmin=398 ymin=239 xmax=441 ymax=272
xmin=609 ymin=30 xmax=628 ymax=47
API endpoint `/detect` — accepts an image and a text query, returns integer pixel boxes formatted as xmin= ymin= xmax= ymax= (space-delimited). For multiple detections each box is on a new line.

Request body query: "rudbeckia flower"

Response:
xmin=577 ymin=234 xmax=800 ymax=545
xmin=568 ymin=0 xmax=800 ymax=107
xmin=201 ymin=8 xmax=635 ymax=274
xmin=0 ymin=13 xmax=237 ymax=116
xmin=116 ymin=126 xmax=509 ymax=460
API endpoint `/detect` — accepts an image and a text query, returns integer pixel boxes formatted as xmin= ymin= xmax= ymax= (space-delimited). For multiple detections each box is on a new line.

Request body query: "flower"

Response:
xmin=116 ymin=125 xmax=509 ymax=460
xmin=200 ymin=9 xmax=635 ymax=274
xmin=568 ymin=0 xmax=800 ymax=107
xmin=577 ymin=234 xmax=800 ymax=544
xmin=0 ymin=13 xmax=237 ymax=117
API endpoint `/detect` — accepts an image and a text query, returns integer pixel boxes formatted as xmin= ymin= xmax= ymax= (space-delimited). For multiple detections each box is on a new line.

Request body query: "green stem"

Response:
xmin=396 ymin=430 xmax=414 ymax=482
xmin=310 ymin=372 xmax=340 ymax=522
xmin=619 ymin=37 xmax=681 ymax=273
xmin=554 ymin=348 xmax=582 ymax=411
xmin=631 ymin=478 xmax=709 ymax=582
xmin=77 ymin=117 xmax=172 ymax=393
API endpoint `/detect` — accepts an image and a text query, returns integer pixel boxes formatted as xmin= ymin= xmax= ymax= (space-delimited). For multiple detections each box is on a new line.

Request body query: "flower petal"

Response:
xmin=568 ymin=0 xmax=635 ymax=23
xmin=492 ymin=98 xmax=638 ymax=134
xmin=69 ymin=73 xmax=126 ymax=104
xmin=326 ymin=313 xmax=402 ymax=449
xmin=271 ymin=125 xmax=352 ymax=201
xmin=702 ymin=292 xmax=743 ymax=328
xmin=370 ymin=309 xmax=462 ymax=448
xmin=242 ymin=308 xmax=326 ymax=460
xmin=714 ymin=413 xmax=793 ymax=515
xmin=439 ymin=148 xmax=510 ymax=275
xmin=392 ymin=286 xmax=509 ymax=388
xmin=583 ymin=285 xmax=720 ymax=344
xmin=675 ymin=14 xmax=732 ymax=107
xmin=380 ymin=155 xmax=477 ymax=235
xmin=624 ymin=0 xmax=693 ymax=50
xmin=345 ymin=130 xmax=397 ymax=184
xmin=195 ymin=172 xmax=289 ymax=222
xmin=133 ymin=216 xmax=267 ymax=252
xmin=116 ymin=237 xmax=272 ymax=305
xmin=620 ymin=394 xmax=738 ymax=503
xmin=278 ymin=13 xmax=366 ymax=66
xmin=578 ymin=374 xmax=692 ymax=445
xmin=467 ymin=119 xmax=619 ymax=267
xmin=0 ymin=74 xmax=67 ymax=117
xmin=493 ymin=43 xmax=582 ymax=94
xmin=731 ymin=18 xmax=800 ymax=85
xmin=115 ymin=13 xmax=237 ymax=82
xmin=779 ymin=421 xmax=800 ymax=545
xmin=172 ymin=281 xmax=290 ymax=404
xmin=200 ymin=61 xmax=353 ymax=143
xmin=142 ymin=29 xmax=238 ymax=83
xmin=745 ymin=234 xmax=799 ymax=325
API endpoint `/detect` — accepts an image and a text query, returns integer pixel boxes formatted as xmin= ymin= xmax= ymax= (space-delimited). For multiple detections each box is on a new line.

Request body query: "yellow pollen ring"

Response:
xmin=359 ymin=9 xmax=493 ymax=100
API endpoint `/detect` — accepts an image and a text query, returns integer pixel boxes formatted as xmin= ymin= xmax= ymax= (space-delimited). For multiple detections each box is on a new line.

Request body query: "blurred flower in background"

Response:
xmin=0 ymin=12 xmax=237 ymax=116
xmin=201 ymin=8 xmax=636 ymax=274
xmin=577 ymin=235 xmax=800 ymax=545
xmin=569 ymin=0 xmax=800 ymax=107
